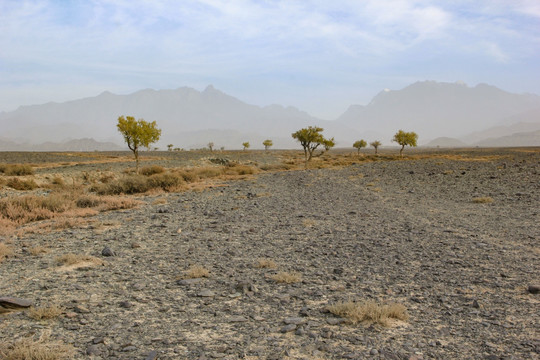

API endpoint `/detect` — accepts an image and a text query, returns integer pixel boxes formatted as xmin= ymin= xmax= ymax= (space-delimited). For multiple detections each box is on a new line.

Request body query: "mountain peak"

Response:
xmin=204 ymin=84 xmax=216 ymax=92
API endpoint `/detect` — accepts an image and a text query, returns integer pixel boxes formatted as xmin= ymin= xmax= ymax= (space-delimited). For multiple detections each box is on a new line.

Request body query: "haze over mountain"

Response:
xmin=337 ymin=81 xmax=540 ymax=143
xmin=1 ymin=81 xmax=539 ymax=150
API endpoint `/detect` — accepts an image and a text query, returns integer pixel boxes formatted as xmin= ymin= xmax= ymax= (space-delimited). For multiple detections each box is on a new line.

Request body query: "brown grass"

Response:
xmin=472 ymin=196 xmax=494 ymax=204
xmin=327 ymin=300 xmax=409 ymax=326
xmin=0 ymin=163 xmax=34 ymax=176
xmin=140 ymin=165 xmax=165 ymax=176
xmin=270 ymin=271 xmax=302 ymax=284
xmin=29 ymin=246 xmax=49 ymax=256
xmin=184 ymin=265 xmax=210 ymax=279
xmin=0 ymin=335 xmax=73 ymax=360
xmin=28 ymin=305 xmax=63 ymax=320
xmin=255 ymin=258 xmax=277 ymax=269
xmin=0 ymin=191 xmax=139 ymax=235
xmin=0 ymin=242 xmax=14 ymax=263
xmin=6 ymin=178 xmax=39 ymax=190
xmin=55 ymin=253 xmax=102 ymax=266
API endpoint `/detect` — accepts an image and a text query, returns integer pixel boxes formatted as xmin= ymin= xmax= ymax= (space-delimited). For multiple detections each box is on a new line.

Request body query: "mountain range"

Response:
xmin=1 ymin=81 xmax=539 ymax=150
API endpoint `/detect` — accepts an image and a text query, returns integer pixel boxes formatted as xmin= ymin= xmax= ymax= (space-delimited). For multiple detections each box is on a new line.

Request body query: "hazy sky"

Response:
xmin=1 ymin=0 xmax=539 ymax=119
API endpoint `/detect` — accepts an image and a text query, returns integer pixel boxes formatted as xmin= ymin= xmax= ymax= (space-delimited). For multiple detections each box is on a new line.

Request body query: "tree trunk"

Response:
xmin=400 ymin=145 xmax=404 ymax=157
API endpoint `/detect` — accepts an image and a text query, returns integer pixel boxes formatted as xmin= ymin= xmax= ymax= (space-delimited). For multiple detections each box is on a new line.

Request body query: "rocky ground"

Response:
xmin=1 ymin=149 xmax=539 ymax=359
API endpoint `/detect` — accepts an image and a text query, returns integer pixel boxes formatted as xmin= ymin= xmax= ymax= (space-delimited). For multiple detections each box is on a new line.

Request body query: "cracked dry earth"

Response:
xmin=1 ymin=151 xmax=539 ymax=359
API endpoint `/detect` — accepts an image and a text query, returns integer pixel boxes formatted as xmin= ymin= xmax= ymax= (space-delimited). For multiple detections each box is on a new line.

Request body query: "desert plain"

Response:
xmin=0 ymin=148 xmax=539 ymax=359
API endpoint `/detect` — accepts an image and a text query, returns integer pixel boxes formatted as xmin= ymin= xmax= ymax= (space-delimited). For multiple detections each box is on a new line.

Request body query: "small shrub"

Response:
xmin=91 ymin=175 xmax=150 ymax=195
xmin=327 ymin=300 xmax=409 ymax=326
xmin=140 ymin=165 xmax=165 ymax=176
xmin=194 ymin=167 xmax=223 ymax=179
xmin=0 ymin=242 xmax=14 ymax=263
xmin=271 ymin=271 xmax=302 ymax=284
xmin=148 ymin=172 xmax=184 ymax=191
xmin=184 ymin=265 xmax=210 ymax=279
xmin=56 ymin=254 xmax=102 ymax=266
xmin=174 ymin=169 xmax=199 ymax=183
xmin=75 ymin=195 xmax=101 ymax=208
xmin=472 ymin=196 xmax=494 ymax=204
xmin=0 ymin=335 xmax=73 ymax=360
xmin=0 ymin=163 xmax=34 ymax=176
xmin=6 ymin=178 xmax=38 ymax=190
xmin=224 ymin=164 xmax=256 ymax=175
xmin=51 ymin=177 xmax=64 ymax=186
xmin=28 ymin=305 xmax=63 ymax=320
xmin=29 ymin=246 xmax=49 ymax=256
xmin=255 ymin=258 xmax=277 ymax=269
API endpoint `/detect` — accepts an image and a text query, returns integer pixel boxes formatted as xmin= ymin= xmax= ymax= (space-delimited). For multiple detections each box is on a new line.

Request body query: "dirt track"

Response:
xmin=1 ymin=149 xmax=539 ymax=359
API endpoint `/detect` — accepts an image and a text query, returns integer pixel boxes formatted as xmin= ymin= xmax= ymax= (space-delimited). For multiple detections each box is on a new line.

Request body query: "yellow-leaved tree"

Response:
xmin=117 ymin=116 xmax=161 ymax=172
xmin=392 ymin=130 xmax=418 ymax=157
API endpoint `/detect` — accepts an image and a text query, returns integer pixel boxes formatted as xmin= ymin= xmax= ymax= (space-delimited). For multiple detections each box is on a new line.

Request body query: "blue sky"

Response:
xmin=1 ymin=0 xmax=539 ymax=119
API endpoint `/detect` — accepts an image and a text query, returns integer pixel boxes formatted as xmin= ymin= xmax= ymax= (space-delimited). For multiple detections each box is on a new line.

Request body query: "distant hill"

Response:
xmin=1 ymin=81 xmax=539 ymax=150
xmin=0 ymin=85 xmax=361 ymax=150
xmin=0 ymin=138 xmax=122 ymax=151
xmin=337 ymin=81 xmax=540 ymax=142
xmin=474 ymin=130 xmax=540 ymax=147
xmin=423 ymin=137 xmax=468 ymax=148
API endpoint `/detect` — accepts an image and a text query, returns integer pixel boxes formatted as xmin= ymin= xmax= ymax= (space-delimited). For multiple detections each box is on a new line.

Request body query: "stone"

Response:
xmin=177 ymin=278 xmax=203 ymax=286
xmin=528 ymin=285 xmax=540 ymax=294
xmin=101 ymin=247 xmax=116 ymax=257
xmin=284 ymin=317 xmax=306 ymax=325
xmin=146 ymin=350 xmax=158 ymax=360
xmin=280 ymin=324 xmax=297 ymax=333
xmin=228 ymin=316 xmax=248 ymax=323
xmin=197 ymin=290 xmax=215 ymax=297
xmin=0 ymin=297 xmax=33 ymax=312
xmin=86 ymin=344 xmax=102 ymax=356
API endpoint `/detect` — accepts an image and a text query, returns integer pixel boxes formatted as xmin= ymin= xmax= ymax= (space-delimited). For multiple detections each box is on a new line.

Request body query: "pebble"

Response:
xmin=528 ymin=285 xmax=540 ymax=294
xmin=280 ymin=324 xmax=297 ymax=333
xmin=101 ymin=247 xmax=116 ymax=257
xmin=197 ymin=290 xmax=215 ymax=297
xmin=283 ymin=317 xmax=306 ymax=325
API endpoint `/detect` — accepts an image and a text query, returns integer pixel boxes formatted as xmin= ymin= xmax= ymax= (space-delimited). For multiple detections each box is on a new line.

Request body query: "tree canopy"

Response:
xmin=353 ymin=140 xmax=367 ymax=155
xmin=392 ymin=130 xmax=418 ymax=157
xmin=262 ymin=139 xmax=273 ymax=151
xmin=292 ymin=126 xmax=334 ymax=166
xmin=117 ymin=115 xmax=161 ymax=172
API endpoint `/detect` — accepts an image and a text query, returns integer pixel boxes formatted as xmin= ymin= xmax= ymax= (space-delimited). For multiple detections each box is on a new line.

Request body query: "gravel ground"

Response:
xmin=1 ymin=149 xmax=539 ymax=359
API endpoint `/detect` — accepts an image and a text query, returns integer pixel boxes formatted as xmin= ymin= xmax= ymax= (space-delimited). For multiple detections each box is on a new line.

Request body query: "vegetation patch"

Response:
xmin=0 ymin=242 xmax=14 ymax=263
xmin=140 ymin=165 xmax=165 ymax=176
xmin=255 ymin=258 xmax=277 ymax=269
xmin=28 ymin=305 xmax=63 ymax=321
xmin=56 ymin=253 xmax=103 ymax=267
xmin=0 ymin=335 xmax=73 ymax=360
xmin=270 ymin=271 xmax=302 ymax=284
xmin=0 ymin=163 xmax=34 ymax=176
xmin=184 ymin=265 xmax=210 ymax=279
xmin=327 ymin=300 xmax=409 ymax=326
xmin=472 ymin=196 xmax=494 ymax=204
xmin=6 ymin=178 xmax=39 ymax=190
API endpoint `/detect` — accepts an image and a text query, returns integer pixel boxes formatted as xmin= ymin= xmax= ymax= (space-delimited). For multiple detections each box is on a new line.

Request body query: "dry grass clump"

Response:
xmin=472 ymin=196 xmax=494 ymax=204
xmin=259 ymin=163 xmax=294 ymax=171
xmin=55 ymin=253 xmax=102 ymax=266
xmin=0 ymin=242 xmax=14 ymax=263
xmin=91 ymin=172 xmax=185 ymax=194
xmin=140 ymin=165 xmax=165 ymax=176
xmin=271 ymin=271 xmax=302 ymax=284
xmin=0 ymin=163 xmax=34 ymax=176
xmin=6 ymin=178 xmax=39 ymax=190
xmin=255 ymin=258 xmax=277 ymax=269
xmin=327 ymin=300 xmax=409 ymax=326
xmin=184 ymin=265 xmax=210 ymax=279
xmin=0 ymin=335 xmax=73 ymax=360
xmin=29 ymin=246 xmax=49 ymax=256
xmin=28 ymin=305 xmax=63 ymax=320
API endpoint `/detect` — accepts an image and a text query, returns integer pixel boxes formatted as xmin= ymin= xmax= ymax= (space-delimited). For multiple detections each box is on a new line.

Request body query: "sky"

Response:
xmin=1 ymin=0 xmax=539 ymax=119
